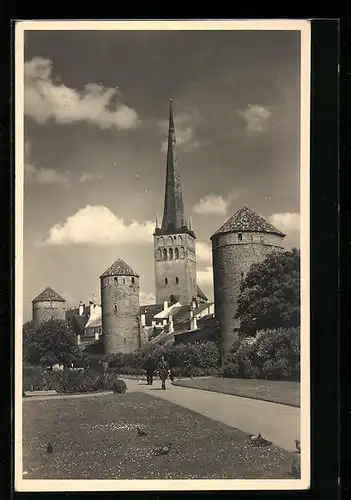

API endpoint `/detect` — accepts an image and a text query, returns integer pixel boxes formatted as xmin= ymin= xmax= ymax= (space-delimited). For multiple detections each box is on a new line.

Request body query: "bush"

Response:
xmin=220 ymin=362 xmax=239 ymax=378
xmin=220 ymin=327 xmax=300 ymax=381
xmin=112 ymin=379 xmax=127 ymax=394
xmin=23 ymin=365 xmax=122 ymax=394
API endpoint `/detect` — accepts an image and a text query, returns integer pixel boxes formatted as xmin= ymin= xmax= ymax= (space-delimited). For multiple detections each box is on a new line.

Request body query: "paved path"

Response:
xmin=123 ymin=378 xmax=300 ymax=452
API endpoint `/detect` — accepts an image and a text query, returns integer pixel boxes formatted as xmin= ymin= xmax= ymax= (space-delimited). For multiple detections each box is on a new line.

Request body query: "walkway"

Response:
xmin=123 ymin=378 xmax=300 ymax=452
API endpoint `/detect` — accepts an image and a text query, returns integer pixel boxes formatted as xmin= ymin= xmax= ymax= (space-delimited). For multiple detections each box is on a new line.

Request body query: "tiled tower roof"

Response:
xmin=100 ymin=258 xmax=139 ymax=278
xmin=32 ymin=286 xmax=66 ymax=303
xmin=211 ymin=206 xmax=285 ymax=238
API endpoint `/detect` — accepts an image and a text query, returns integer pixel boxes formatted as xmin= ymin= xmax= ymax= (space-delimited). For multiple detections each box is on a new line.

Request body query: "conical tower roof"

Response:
xmin=32 ymin=286 xmax=66 ymax=303
xmin=160 ymin=99 xmax=187 ymax=234
xmin=100 ymin=258 xmax=139 ymax=278
xmin=211 ymin=206 xmax=285 ymax=238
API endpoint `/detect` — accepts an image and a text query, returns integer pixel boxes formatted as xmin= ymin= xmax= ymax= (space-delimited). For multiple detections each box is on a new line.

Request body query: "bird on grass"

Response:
xmin=136 ymin=426 xmax=148 ymax=437
xmin=155 ymin=442 xmax=172 ymax=456
xmin=249 ymin=433 xmax=272 ymax=447
xmin=46 ymin=443 xmax=53 ymax=454
xmin=295 ymin=440 xmax=301 ymax=453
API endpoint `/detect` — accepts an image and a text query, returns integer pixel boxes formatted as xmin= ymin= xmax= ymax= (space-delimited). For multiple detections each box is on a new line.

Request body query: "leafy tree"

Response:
xmin=24 ymin=318 xmax=81 ymax=368
xmin=235 ymin=248 xmax=300 ymax=335
xmin=23 ymin=320 xmax=38 ymax=364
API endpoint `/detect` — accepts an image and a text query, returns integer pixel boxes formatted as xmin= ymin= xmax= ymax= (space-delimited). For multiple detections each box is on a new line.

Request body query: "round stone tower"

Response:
xmin=211 ymin=206 xmax=285 ymax=359
xmin=100 ymin=258 xmax=140 ymax=355
xmin=32 ymin=286 xmax=66 ymax=329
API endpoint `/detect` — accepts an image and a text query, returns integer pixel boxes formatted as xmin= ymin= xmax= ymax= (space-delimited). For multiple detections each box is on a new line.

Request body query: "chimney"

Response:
xmin=163 ymin=300 xmax=168 ymax=311
xmin=169 ymin=315 xmax=174 ymax=333
xmin=78 ymin=301 xmax=84 ymax=316
xmin=190 ymin=309 xmax=198 ymax=331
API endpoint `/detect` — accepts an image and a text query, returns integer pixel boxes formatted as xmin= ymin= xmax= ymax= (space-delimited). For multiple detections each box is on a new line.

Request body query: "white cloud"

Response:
xmin=44 ymin=205 xmax=154 ymax=246
xmin=79 ymin=172 xmax=103 ymax=183
xmin=24 ymin=138 xmax=70 ymax=188
xmin=269 ymin=212 xmax=300 ymax=233
xmin=140 ymin=291 xmax=156 ymax=305
xmin=194 ymin=194 xmax=229 ymax=215
xmin=193 ymin=191 xmax=241 ymax=216
xmin=158 ymin=111 xmax=205 ymax=153
xmin=196 ymin=241 xmax=212 ymax=265
xmin=197 ymin=266 xmax=214 ymax=287
xmin=24 ymin=57 xmax=140 ymax=130
xmin=239 ymin=104 xmax=272 ymax=133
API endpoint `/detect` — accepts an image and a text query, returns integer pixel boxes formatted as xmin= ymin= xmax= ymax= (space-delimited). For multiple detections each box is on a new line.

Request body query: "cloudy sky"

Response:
xmin=21 ymin=26 xmax=301 ymax=321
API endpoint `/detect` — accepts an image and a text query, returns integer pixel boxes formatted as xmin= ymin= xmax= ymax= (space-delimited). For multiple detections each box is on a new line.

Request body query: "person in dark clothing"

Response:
xmin=143 ymin=356 xmax=156 ymax=385
xmin=157 ymin=356 xmax=169 ymax=390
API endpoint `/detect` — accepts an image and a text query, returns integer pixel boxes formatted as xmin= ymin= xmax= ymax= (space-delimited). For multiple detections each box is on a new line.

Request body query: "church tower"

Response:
xmin=154 ymin=100 xmax=197 ymax=306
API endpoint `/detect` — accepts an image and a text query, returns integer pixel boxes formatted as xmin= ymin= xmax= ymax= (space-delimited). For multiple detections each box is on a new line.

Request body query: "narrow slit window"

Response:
xmin=114 ymin=277 xmax=118 ymax=282
xmin=122 ymin=278 xmax=125 ymax=284
xmin=131 ymin=277 xmax=135 ymax=284
xmin=175 ymin=277 xmax=179 ymax=285
xmin=238 ymin=233 xmax=243 ymax=241
xmin=165 ymin=278 xmax=168 ymax=285
xmin=114 ymin=305 xmax=118 ymax=314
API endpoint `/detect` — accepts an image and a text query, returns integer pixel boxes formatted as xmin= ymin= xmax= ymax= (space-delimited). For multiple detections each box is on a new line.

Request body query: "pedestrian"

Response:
xmin=168 ymin=368 xmax=174 ymax=382
xmin=143 ymin=355 xmax=156 ymax=385
xmin=157 ymin=355 xmax=169 ymax=390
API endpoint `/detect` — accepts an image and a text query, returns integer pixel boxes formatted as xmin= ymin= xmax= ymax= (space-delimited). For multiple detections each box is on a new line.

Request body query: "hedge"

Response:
xmin=22 ymin=365 xmax=124 ymax=394
xmin=221 ymin=327 xmax=300 ymax=381
xmin=23 ymin=330 xmax=299 ymax=385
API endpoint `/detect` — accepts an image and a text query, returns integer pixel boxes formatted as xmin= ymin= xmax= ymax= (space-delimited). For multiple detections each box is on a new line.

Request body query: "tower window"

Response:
xmin=122 ymin=278 xmax=125 ymax=284
xmin=114 ymin=305 xmax=118 ymax=314
xmin=163 ymin=248 xmax=168 ymax=261
xmin=175 ymin=277 xmax=179 ymax=285
xmin=114 ymin=277 xmax=118 ymax=282
xmin=165 ymin=278 xmax=168 ymax=286
xmin=174 ymin=248 xmax=179 ymax=260
xmin=169 ymin=248 xmax=173 ymax=260
xmin=238 ymin=233 xmax=243 ymax=241
xmin=131 ymin=277 xmax=135 ymax=284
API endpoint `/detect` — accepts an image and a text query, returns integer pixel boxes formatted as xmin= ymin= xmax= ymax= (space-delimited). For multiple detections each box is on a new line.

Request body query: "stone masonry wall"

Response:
xmin=212 ymin=231 xmax=284 ymax=357
xmin=154 ymin=232 xmax=197 ymax=305
xmin=32 ymin=301 xmax=66 ymax=329
xmin=101 ymin=275 xmax=140 ymax=355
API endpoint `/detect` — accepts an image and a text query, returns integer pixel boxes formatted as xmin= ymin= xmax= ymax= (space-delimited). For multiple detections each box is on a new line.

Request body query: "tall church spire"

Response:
xmin=161 ymin=99 xmax=186 ymax=233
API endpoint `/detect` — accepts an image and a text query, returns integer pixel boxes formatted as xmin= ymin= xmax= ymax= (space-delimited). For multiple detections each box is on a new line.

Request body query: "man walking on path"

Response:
xmin=143 ymin=355 xmax=156 ymax=385
xmin=157 ymin=356 xmax=169 ymax=390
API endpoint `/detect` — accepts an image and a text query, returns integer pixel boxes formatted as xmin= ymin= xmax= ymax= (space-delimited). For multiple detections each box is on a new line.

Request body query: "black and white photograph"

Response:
xmin=15 ymin=20 xmax=310 ymax=491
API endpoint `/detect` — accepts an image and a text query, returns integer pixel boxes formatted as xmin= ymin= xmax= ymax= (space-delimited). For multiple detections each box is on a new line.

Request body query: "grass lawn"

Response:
xmin=22 ymin=392 xmax=297 ymax=480
xmin=173 ymin=378 xmax=300 ymax=407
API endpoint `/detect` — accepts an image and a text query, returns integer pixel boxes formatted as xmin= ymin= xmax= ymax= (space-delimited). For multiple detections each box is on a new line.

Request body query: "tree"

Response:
xmin=24 ymin=318 xmax=81 ymax=368
xmin=235 ymin=248 xmax=300 ymax=335
xmin=23 ymin=320 xmax=38 ymax=363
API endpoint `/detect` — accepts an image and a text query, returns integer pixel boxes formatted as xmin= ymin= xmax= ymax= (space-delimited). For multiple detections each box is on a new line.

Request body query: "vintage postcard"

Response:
xmin=15 ymin=19 xmax=311 ymax=491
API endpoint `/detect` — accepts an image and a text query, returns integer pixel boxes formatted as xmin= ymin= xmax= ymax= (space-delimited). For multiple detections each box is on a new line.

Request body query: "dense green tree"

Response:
xmin=235 ymin=248 xmax=300 ymax=335
xmin=24 ymin=318 xmax=81 ymax=368
xmin=22 ymin=320 xmax=37 ymax=363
